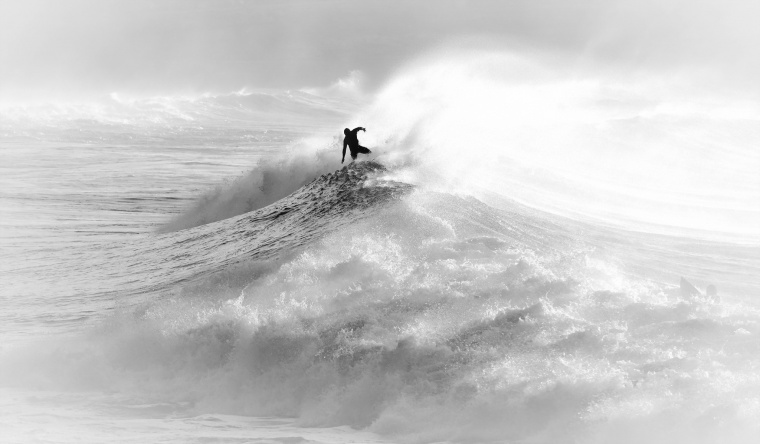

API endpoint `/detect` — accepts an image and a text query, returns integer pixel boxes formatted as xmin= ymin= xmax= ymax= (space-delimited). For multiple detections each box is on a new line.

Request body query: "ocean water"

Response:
xmin=1 ymin=52 xmax=760 ymax=444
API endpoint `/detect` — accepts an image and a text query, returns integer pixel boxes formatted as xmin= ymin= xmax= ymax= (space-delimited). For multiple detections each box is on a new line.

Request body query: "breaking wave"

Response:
xmin=160 ymin=50 xmax=760 ymax=240
xmin=2 ymin=49 xmax=759 ymax=443
xmin=3 ymin=158 xmax=760 ymax=443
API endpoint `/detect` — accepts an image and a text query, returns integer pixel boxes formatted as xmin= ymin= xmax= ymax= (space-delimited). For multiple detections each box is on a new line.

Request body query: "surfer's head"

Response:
xmin=344 ymin=128 xmax=350 ymax=135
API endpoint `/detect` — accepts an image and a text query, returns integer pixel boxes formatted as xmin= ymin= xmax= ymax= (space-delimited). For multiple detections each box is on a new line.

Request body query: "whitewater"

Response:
xmin=1 ymin=51 xmax=759 ymax=444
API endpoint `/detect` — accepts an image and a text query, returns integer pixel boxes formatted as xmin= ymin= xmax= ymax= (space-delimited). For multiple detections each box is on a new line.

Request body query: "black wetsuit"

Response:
xmin=342 ymin=127 xmax=371 ymax=162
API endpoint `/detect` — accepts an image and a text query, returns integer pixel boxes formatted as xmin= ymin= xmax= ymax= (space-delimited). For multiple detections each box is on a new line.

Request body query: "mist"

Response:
xmin=1 ymin=0 xmax=759 ymax=101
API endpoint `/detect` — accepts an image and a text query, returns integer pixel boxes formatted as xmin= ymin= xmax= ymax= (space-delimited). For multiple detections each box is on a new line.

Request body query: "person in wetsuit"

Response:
xmin=342 ymin=127 xmax=372 ymax=163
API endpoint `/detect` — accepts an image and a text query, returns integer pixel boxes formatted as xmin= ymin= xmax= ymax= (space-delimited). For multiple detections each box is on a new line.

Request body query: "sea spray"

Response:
xmin=356 ymin=49 xmax=760 ymax=241
xmin=3 ymin=185 xmax=758 ymax=443
xmin=158 ymin=49 xmax=760 ymax=240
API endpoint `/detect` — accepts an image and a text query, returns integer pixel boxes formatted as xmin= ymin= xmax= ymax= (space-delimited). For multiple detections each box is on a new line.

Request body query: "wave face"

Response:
xmin=3 ymin=157 xmax=759 ymax=443
xmin=157 ymin=146 xmax=352 ymax=233
xmin=22 ymin=161 xmax=411 ymax=302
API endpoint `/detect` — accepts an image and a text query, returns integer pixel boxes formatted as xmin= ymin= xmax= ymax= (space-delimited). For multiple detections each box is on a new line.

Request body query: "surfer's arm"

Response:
xmin=342 ymin=139 xmax=347 ymax=163
xmin=352 ymin=127 xmax=365 ymax=133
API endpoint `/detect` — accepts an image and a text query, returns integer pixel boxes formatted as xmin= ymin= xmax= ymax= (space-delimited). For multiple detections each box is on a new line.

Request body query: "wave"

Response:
xmin=158 ymin=146 xmax=352 ymax=232
xmin=3 ymin=48 xmax=760 ymax=443
xmin=353 ymin=49 xmax=760 ymax=241
xmin=52 ymin=161 xmax=411 ymax=300
xmin=3 ymin=156 xmax=759 ymax=443
xmin=157 ymin=49 xmax=760 ymax=240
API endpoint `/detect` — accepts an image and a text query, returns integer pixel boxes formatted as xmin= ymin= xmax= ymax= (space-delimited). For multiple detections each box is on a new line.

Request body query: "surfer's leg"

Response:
xmin=357 ymin=145 xmax=372 ymax=154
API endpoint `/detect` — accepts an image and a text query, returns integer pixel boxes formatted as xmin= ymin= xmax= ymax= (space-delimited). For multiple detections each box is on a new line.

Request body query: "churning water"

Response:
xmin=1 ymin=51 xmax=759 ymax=443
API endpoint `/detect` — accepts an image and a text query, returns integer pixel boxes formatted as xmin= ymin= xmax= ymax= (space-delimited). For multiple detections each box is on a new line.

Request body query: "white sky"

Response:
xmin=1 ymin=0 xmax=758 ymax=100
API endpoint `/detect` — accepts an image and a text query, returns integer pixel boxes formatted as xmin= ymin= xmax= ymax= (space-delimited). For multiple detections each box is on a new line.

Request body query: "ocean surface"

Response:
xmin=2 ymin=53 xmax=760 ymax=443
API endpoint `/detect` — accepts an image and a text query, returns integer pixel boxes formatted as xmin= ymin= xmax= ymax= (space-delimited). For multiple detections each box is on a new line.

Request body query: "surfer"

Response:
xmin=342 ymin=127 xmax=372 ymax=163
